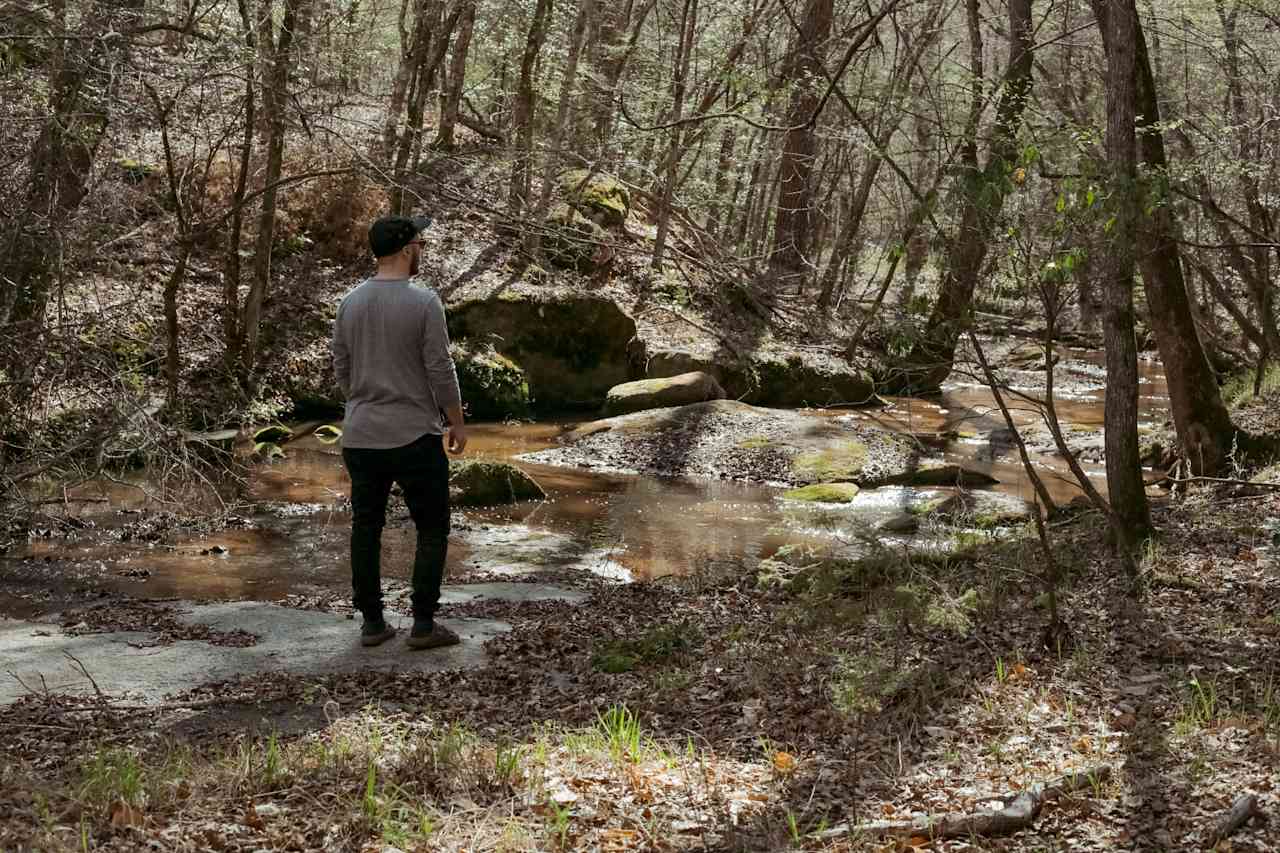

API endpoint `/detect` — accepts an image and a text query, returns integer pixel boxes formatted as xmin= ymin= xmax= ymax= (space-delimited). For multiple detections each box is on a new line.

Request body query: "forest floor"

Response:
xmin=5 ymin=140 xmax=1279 ymax=851
xmin=2 ymin=465 xmax=1278 ymax=851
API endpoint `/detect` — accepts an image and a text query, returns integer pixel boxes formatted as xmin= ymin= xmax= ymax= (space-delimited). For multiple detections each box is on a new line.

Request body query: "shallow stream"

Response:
xmin=3 ymin=346 xmax=1171 ymax=612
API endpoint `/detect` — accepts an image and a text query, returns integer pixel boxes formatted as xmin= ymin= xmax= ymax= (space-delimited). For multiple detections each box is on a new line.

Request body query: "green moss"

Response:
xmin=450 ymin=460 xmax=545 ymax=506
xmin=737 ymin=435 xmax=773 ymax=449
xmin=791 ymin=440 xmax=869 ymax=482
xmin=974 ymin=510 xmax=1030 ymax=529
xmin=781 ymin=483 xmax=861 ymax=503
xmin=558 ymin=170 xmax=630 ymax=227
xmin=542 ymin=203 xmax=609 ymax=271
xmin=453 ymin=343 xmax=531 ymax=421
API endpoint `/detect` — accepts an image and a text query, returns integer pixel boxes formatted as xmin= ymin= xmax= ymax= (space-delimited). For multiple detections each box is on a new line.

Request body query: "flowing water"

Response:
xmin=3 ymin=347 xmax=1171 ymax=610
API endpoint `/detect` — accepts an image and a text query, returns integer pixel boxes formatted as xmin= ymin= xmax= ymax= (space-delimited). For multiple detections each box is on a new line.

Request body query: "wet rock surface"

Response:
xmin=447 ymin=291 xmax=640 ymax=410
xmin=0 ymin=602 xmax=510 ymax=704
xmin=603 ymin=371 xmax=725 ymax=416
xmin=450 ymin=460 xmax=546 ymax=506
xmin=520 ymin=400 xmax=922 ymax=487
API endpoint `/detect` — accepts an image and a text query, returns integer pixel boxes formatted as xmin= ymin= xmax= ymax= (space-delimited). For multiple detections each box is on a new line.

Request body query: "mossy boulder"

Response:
xmin=543 ymin=203 xmax=610 ymax=272
xmin=558 ymin=170 xmax=630 ymax=227
xmin=453 ymin=343 xmax=531 ymax=421
xmin=447 ymin=293 xmax=640 ymax=411
xmin=449 ymin=461 xmax=546 ymax=507
xmin=781 ymin=483 xmax=861 ymax=504
xmin=603 ymin=371 xmax=725 ymax=416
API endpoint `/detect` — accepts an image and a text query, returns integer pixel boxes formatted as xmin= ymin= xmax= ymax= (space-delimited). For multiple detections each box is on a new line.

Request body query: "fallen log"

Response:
xmin=1206 ymin=793 xmax=1262 ymax=849
xmin=819 ymin=765 xmax=1112 ymax=842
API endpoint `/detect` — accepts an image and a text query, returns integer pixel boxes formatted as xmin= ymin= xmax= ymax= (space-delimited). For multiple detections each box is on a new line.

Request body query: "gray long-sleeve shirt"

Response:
xmin=331 ymin=278 xmax=462 ymax=449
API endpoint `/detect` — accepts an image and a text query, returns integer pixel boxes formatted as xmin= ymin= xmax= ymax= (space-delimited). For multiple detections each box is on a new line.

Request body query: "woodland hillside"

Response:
xmin=1 ymin=1 xmax=1279 ymax=851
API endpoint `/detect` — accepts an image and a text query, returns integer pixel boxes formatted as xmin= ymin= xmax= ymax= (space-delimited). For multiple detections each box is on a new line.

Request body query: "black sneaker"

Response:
xmin=406 ymin=620 xmax=461 ymax=650
xmin=360 ymin=617 xmax=396 ymax=647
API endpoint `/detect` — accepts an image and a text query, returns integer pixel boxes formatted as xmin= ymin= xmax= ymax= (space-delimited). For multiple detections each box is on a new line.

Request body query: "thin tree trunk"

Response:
xmin=223 ymin=0 xmax=257 ymax=367
xmin=507 ymin=0 xmax=554 ymax=215
xmin=1097 ymin=0 xmax=1151 ymax=541
xmin=651 ymin=0 xmax=697 ymax=269
xmin=529 ymin=0 xmax=593 ymax=253
xmin=770 ymin=0 xmax=834 ymax=294
xmin=434 ymin=0 xmax=474 ymax=149
xmin=902 ymin=0 xmax=1034 ymax=391
xmin=243 ymin=0 xmax=311 ymax=377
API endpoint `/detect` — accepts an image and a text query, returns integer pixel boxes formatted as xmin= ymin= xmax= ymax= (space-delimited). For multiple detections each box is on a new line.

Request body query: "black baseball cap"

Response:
xmin=368 ymin=214 xmax=433 ymax=258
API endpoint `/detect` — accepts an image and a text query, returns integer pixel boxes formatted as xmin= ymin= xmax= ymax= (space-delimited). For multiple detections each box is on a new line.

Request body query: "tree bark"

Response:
xmin=769 ymin=0 xmax=834 ymax=294
xmin=507 ymin=0 xmax=554 ymax=215
xmin=900 ymin=0 xmax=1034 ymax=392
xmin=1095 ymin=0 xmax=1151 ymax=541
xmin=242 ymin=0 xmax=312 ymax=376
xmin=651 ymin=0 xmax=697 ymax=269
xmin=1090 ymin=1 xmax=1242 ymax=474
xmin=434 ymin=0 xmax=475 ymax=150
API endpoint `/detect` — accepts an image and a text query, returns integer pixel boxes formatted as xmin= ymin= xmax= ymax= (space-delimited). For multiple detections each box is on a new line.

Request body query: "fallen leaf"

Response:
xmin=772 ymin=751 xmax=797 ymax=773
xmin=244 ymin=802 xmax=265 ymax=830
xmin=109 ymin=800 xmax=144 ymax=828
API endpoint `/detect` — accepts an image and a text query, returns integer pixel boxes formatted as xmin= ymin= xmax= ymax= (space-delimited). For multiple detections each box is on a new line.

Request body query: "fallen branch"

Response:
xmin=1155 ymin=474 xmax=1280 ymax=490
xmin=1206 ymin=793 xmax=1262 ymax=848
xmin=820 ymin=766 xmax=1112 ymax=841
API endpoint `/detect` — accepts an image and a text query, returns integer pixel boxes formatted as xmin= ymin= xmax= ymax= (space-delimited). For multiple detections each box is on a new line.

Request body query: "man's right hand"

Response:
xmin=447 ymin=423 xmax=468 ymax=455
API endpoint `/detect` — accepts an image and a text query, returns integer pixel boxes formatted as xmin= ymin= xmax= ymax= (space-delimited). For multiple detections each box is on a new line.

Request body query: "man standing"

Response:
xmin=332 ymin=214 xmax=467 ymax=649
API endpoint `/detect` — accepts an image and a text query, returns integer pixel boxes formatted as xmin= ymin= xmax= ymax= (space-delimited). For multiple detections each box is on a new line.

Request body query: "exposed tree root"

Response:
xmin=820 ymin=765 xmax=1112 ymax=842
xmin=1206 ymin=793 xmax=1263 ymax=849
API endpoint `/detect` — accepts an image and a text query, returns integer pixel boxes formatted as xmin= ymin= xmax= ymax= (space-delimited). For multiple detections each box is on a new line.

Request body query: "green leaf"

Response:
xmin=254 ymin=441 xmax=286 ymax=459
xmin=253 ymin=424 xmax=293 ymax=444
xmin=313 ymin=424 xmax=343 ymax=444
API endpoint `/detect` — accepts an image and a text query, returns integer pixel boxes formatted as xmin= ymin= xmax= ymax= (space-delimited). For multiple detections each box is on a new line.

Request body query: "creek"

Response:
xmin=2 ymin=346 xmax=1170 ymax=614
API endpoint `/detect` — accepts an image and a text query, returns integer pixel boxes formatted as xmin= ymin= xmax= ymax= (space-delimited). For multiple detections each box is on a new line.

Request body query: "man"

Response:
xmin=332 ymin=214 xmax=468 ymax=649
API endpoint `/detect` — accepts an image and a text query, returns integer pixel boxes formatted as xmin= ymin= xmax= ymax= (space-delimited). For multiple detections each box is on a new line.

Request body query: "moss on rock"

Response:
xmin=543 ymin=203 xmax=609 ymax=272
xmin=453 ymin=343 xmax=531 ymax=421
xmin=447 ymin=294 xmax=639 ymax=411
xmin=603 ymin=371 xmax=725 ymax=416
xmin=781 ymin=483 xmax=861 ymax=503
xmin=792 ymin=440 xmax=870 ymax=482
xmin=450 ymin=461 xmax=546 ymax=507
xmin=558 ymin=170 xmax=630 ymax=227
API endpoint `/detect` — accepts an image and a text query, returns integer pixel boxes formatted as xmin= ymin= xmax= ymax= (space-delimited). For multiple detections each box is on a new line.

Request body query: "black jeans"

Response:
xmin=342 ymin=432 xmax=450 ymax=624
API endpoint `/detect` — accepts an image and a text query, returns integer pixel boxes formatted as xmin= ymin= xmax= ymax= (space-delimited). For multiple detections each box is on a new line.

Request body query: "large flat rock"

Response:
xmin=0 ymin=602 xmax=509 ymax=705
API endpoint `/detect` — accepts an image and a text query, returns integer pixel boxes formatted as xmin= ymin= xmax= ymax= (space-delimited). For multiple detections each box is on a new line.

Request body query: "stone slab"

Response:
xmin=0 ymin=602 xmax=508 ymax=705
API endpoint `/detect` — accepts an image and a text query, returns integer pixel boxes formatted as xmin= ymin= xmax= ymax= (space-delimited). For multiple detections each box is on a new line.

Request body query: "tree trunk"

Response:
xmin=704 ymin=122 xmax=736 ymax=237
xmin=223 ymin=0 xmax=258 ymax=367
xmin=434 ymin=0 xmax=475 ymax=150
xmin=1093 ymin=1 xmax=1241 ymax=474
xmin=380 ymin=0 xmax=417 ymax=161
xmin=507 ymin=0 xmax=554 ymax=215
xmin=769 ymin=0 xmax=834 ymax=294
xmin=0 ymin=0 xmax=123 ymax=334
xmin=242 ymin=0 xmax=311 ymax=377
xmin=651 ymin=0 xmax=697 ymax=269
xmin=1097 ymin=0 xmax=1151 ymax=542
xmin=900 ymin=0 xmax=1034 ymax=392
xmin=529 ymin=0 xmax=593 ymax=253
